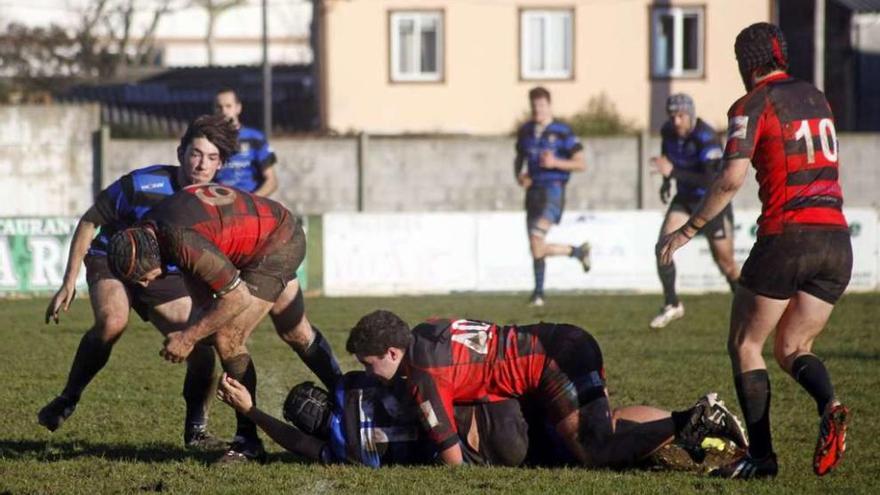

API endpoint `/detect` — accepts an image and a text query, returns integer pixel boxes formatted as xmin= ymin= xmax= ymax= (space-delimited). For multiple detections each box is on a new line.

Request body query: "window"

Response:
xmin=390 ymin=11 xmax=443 ymax=82
xmin=520 ymin=9 xmax=574 ymax=80
xmin=651 ymin=6 xmax=704 ymax=78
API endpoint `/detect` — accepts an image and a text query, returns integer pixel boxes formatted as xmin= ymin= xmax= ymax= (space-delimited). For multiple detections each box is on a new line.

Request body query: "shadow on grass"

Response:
xmin=0 ymin=439 xmax=323 ymax=466
xmin=0 ymin=439 xmax=219 ymax=464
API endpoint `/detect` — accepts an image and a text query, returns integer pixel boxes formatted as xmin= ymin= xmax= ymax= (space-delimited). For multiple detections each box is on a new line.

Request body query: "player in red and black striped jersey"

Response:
xmin=346 ymin=310 xmax=749 ymax=468
xmin=106 ymin=184 xmax=341 ymax=463
xmin=660 ymin=23 xmax=852 ymax=479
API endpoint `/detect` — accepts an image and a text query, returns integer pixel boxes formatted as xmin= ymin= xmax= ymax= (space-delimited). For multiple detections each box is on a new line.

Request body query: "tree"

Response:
xmin=0 ymin=0 xmax=179 ymax=101
xmin=193 ymin=0 xmax=247 ymax=66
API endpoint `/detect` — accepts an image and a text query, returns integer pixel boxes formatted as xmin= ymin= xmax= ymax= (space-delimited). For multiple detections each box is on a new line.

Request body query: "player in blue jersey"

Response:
xmin=214 ymin=88 xmax=278 ymax=196
xmin=38 ymin=115 xmax=237 ymax=448
xmin=515 ymin=87 xmax=590 ymax=307
xmin=218 ymin=370 xmax=534 ymax=467
xmin=649 ymin=94 xmax=739 ymax=329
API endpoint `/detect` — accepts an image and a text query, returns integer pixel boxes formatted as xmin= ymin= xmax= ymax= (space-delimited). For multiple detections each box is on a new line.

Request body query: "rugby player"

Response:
xmin=659 ymin=23 xmax=852 ymax=478
xmin=514 ymin=87 xmax=591 ymax=307
xmin=345 ymin=310 xmax=749 ymax=468
xmin=649 ymin=94 xmax=740 ymax=329
xmin=216 ymin=371 xmax=530 ymax=467
xmin=106 ymin=184 xmax=341 ymax=463
xmin=39 ymin=115 xmax=236 ymax=449
xmin=214 ymin=88 xmax=278 ymax=196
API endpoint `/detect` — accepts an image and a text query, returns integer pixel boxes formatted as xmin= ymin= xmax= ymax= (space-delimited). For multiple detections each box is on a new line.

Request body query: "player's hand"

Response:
xmin=45 ymin=284 xmax=77 ymax=324
xmin=539 ymin=151 xmax=557 ymax=169
xmin=516 ymin=173 xmax=532 ymax=188
xmin=216 ymin=372 xmax=254 ymax=415
xmin=160 ymin=331 xmax=195 ymax=363
xmin=650 ymin=156 xmax=673 ymax=178
xmin=658 ymin=229 xmax=692 ymax=265
xmin=659 ymin=177 xmax=672 ymax=204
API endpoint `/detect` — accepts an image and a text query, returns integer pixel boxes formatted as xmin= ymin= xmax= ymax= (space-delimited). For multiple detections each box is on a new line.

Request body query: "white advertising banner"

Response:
xmin=323 ymin=213 xmax=478 ymax=296
xmin=323 ymin=209 xmax=878 ymax=296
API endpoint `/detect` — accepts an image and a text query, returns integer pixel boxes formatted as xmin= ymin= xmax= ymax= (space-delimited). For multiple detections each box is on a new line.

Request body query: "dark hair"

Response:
xmin=735 ymin=23 xmax=788 ymax=82
xmin=528 ymin=86 xmax=551 ymax=102
xmin=107 ymin=227 xmax=162 ymax=284
xmin=178 ymin=114 xmax=239 ymax=164
xmin=346 ymin=310 xmax=412 ymax=357
xmin=215 ymin=87 xmax=241 ymax=103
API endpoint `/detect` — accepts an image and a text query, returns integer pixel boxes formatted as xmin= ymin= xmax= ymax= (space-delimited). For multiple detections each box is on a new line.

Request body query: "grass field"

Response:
xmin=1 ymin=293 xmax=878 ymax=494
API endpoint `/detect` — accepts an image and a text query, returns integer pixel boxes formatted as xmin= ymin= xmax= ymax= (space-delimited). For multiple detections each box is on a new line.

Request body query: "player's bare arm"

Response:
xmin=438 ymin=442 xmax=464 ymax=465
xmin=650 ymin=156 xmax=716 ymax=188
xmin=45 ymin=209 xmax=101 ymax=324
xmin=541 ymin=150 xmax=586 ymax=172
xmin=253 ymin=165 xmax=278 ymax=197
xmin=659 ymin=157 xmax=749 ymax=265
xmin=160 ymin=282 xmax=250 ymax=363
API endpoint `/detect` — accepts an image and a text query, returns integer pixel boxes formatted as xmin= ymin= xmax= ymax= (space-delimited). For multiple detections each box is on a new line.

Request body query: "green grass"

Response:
xmin=2 ymin=293 xmax=878 ymax=494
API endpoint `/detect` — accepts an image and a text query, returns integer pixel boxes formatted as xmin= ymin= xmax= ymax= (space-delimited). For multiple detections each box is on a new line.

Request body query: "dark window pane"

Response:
xmin=683 ymin=14 xmax=700 ymax=71
xmin=421 ymin=24 xmax=437 ymax=72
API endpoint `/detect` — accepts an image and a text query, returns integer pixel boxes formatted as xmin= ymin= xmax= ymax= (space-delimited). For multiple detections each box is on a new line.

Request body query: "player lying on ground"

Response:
xmin=649 ymin=93 xmax=739 ymax=329
xmin=106 ymin=184 xmax=341 ymax=464
xmin=217 ymin=371 xmax=743 ymax=470
xmin=345 ymin=311 xmax=749 ymax=468
xmin=39 ymin=115 xmax=237 ymax=449
xmin=660 ymin=23 xmax=853 ymax=479
xmin=217 ymin=371 xmax=531 ymax=467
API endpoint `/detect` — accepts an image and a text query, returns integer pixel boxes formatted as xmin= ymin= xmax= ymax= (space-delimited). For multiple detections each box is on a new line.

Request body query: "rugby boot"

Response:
xmin=678 ymin=393 xmax=749 ymax=452
xmin=37 ymin=395 xmax=77 ymax=432
xmin=649 ymin=303 xmax=684 ymax=329
xmin=214 ymin=435 xmax=267 ymax=465
xmin=578 ymin=242 xmax=592 ymax=272
xmin=184 ymin=425 xmax=228 ymax=451
xmin=813 ymin=402 xmax=850 ymax=476
xmin=710 ymin=452 xmax=778 ymax=479
xmin=528 ymin=293 xmax=545 ymax=307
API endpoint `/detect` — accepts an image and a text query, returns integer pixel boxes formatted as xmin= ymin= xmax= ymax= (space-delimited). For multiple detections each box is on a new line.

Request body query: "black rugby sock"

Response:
xmin=61 ymin=331 xmax=114 ymax=402
xmin=222 ymin=353 xmax=259 ymax=441
xmin=570 ymin=245 xmax=583 ymax=259
xmin=735 ymin=369 xmax=773 ymax=458
xmin=297 ymin=327 xmax=342 ymax=390
xmin=183 ymin=343 xmax=216 ymax=430
xmin=791 ymin=354 xmax=835 ymax=416
xmin=657 ymin=260 xmax=679 ymax=306
xmin=533 ymin=258 xmax=546 ymax=296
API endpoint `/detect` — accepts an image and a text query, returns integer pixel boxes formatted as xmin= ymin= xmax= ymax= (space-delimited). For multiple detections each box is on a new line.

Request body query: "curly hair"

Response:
xmin=178 ymin=114 xmax=239 ymax=164
xmin=346 ymin=310 xmax=413 ymax=357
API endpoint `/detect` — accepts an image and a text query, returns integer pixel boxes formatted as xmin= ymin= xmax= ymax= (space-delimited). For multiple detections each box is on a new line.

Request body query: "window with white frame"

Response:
xmin=651 ymin=6 xmax=704 ymax=78
xmin=390 ymin=11 xmax=443 ymax=82
xmin=520 ymin=9 xmax=574 ymax=80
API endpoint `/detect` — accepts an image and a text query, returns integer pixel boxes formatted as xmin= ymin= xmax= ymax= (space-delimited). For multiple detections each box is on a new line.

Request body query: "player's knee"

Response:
xmin=92 ymin=316 xmax=127 ymax=343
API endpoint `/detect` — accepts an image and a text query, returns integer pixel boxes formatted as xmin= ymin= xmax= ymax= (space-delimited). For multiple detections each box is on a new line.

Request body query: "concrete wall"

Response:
xmin=6 ymin=120 xmax=879 ymax=217
xmin=0 ymin=105 xmax=99 ymax=217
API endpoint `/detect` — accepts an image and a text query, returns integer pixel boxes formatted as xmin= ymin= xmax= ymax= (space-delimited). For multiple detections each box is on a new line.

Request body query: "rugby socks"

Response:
xmin=570 ymin=245 xmax=584 ymax=260
xmin=61 ymin=331 xmax=114 ymax=403
xmin=297 ymin=327 xmax=343 ymax=390
xmin=222 ymin=353 xmax=259 ymax=440
xmin=657 ymin=260 xmax=679 ymax=306
xmin=183 ymin=343 xmax=216 ymax=430
xmin=735 ymin=369 xmax=773 ymax=458
xmin=533 ymin=258 xmax=546 ymax=296
xmin=791 ymin=354 xmax=835 ymax=416
xmin=670 ymin=407 xmax=697 ymax=434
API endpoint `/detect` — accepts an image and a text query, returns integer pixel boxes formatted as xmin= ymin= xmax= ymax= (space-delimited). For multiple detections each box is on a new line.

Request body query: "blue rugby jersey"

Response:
xmin=328 ymin=372 xmax=431 ymax=467
xmin=515 ymin=120 xmax=583 ymax=185
xmin=86 ymin=164 xmax=181 ymax=256
xmin=215 ymin=126 xmax=277 ymax=192
xmin=660 ymin=118 xmax=723 ymax=199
